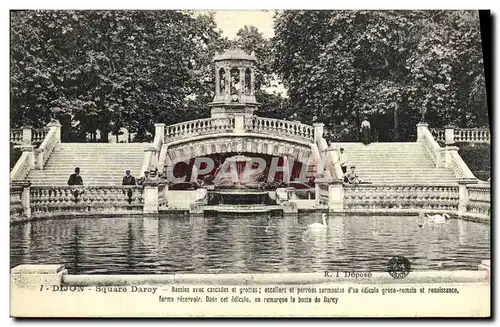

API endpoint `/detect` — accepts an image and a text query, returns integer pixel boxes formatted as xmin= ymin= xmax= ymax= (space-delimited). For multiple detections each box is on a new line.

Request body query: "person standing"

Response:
xmin=338 ymin=147 xmax=348 ymax=174
xmin=122 ymin=169 xmax=136 ymax=202
xmin=122 ymin=169 xmax=136 ymax=185
xmin=360 ymin=117 xmax=372 ymax=145
xmin=67 ymin=167 xmax=83 ymax=185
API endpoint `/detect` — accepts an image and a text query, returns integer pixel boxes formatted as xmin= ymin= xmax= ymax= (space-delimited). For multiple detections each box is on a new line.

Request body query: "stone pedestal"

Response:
xmin=47 ymin=119 xmax=62 ymax=143
xmin=11 ymin=264 xmax=67 ymax=290
xmin=234 ymin=113 xmax=245 ymax=133
xmin=154 ymin=123 xmax=165 ymax=143
xmin=22 ymin=125 xmax=32 ymax=145
xmin=313 ymin=123 xmax=324 ymax=143
xmin=458 ymin=179 xmax=469 ymax=214
xmin=445 ymin=125 xmax=455 ymax=145
xmin=416 ymin=123 xmax=429 ymax=141
xmin=143 ymin=182 xmax=159 ymax=214
xmin=327 ymin=180 xmax=344 ymax=212
xmin=21 ymin=184 xmax=31 ymax=218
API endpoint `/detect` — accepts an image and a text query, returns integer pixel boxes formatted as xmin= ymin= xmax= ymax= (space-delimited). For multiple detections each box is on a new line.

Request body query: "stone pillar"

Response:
xmin=458 ymin=179 xmax=469 ymax=214
xmin=239 ymin=68 xmax=245 ymax=98
xmin=22 ymin=125 xmax=32 ymax=145
xmin=148 ymin=145 xmax=158 ymax=171
xmin=250 ymin=69 xmax=255 ymax=96
xmin=315 ymin=181 xmax=321 ymax=206
xmin=327 ymin=180 xmax=344 ymax=212
xmin=47 ymin=119 xmax=62 ymax=143
xmin=225 ymin=67 xmax=231 ymax=97
xmin=416 ymin=123 xmax=429 ymax=141
xmin=233 ymin=113 xmax=245 ymax=133
xmin=11 ymin=264 xmax=67 ymax=290
xmin=445 ymin=125 xmax=455 ymax=145
xmin=143 ymin=181 xmax=160 ymax=214
xmin=313 ymin=123 xmax=324 ymax=143
xmin=154 ymin=123 xmax=165 ymax=144
xmin=215 ymin=66 xmax=220 ymax=96
xmin=443 ymin=145 xmax=459 ymax=168
xmin=21 ymin=184 xmax=31 ymax=218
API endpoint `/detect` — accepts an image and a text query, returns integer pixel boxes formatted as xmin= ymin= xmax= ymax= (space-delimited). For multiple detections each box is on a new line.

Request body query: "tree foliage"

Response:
xmin=11 ymin=10 xmax=229 ymax=141
xmin=272 ymin=10 xmax=488 ymax=141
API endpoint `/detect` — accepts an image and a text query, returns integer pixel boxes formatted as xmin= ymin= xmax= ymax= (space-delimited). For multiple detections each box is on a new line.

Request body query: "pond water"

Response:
xmin=10 ymin=214 xmax=490 ymax=274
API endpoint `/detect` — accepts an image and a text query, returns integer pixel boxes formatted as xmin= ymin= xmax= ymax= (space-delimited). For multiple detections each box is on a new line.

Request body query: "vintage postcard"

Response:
xmin=9 ymin=9 xmax=491 ymax=318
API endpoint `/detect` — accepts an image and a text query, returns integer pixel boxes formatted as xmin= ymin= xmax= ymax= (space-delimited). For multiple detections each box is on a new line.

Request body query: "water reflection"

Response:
xmin=10 ymin=214 xmax=490 ymax=274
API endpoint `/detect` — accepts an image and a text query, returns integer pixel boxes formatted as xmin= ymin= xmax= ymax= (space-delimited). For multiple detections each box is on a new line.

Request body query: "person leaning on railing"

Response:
xmin=67 ymin=167 xmax=83 ymax=200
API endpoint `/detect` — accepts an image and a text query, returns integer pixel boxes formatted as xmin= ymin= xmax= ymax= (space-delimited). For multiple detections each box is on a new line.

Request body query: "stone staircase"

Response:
xmin=334 ymin=142 xmax=457 ymax=184
xmin=27 ymin=143 xmax=147 ymax=186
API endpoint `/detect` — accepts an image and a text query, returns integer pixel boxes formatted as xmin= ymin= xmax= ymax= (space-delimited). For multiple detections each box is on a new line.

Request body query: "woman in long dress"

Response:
xmin=360 ymin=117 xmax=371 ymax=145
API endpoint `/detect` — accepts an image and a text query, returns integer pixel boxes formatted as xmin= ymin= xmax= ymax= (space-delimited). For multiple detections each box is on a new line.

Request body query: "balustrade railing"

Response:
xmin=30 ymin=186 xmax=144 ymax=216
xmin=420 ymin=128 xmax=445 ymax=168
xmin=430 ymin=127 xmax=490 ymax=144
xmin=455 ymin=128 xmax=490 ymax=143
xmin=429 ymin=128 xmax=445 ymax=142
xmin=35 ymin=121 xmax=61 ymax=169
xmin=10 ymin=129 xmax=22 ymax=144
xmin=449 ymin=151 xmax=476 ymax=180
xmin=10 ymin=127 xmax=48 ymax=145
xmin=343 ymin=184 xmax=459 ymax=211
xmin=11 ymin=152 xmax=33 ymax=181
xmin=32 ymin=128 xmax=48 ymax=143
xmin=165 ymin=117 xmax=235 ymax=141
xmin=466 ymin=183 xmax=490 ymax=217
xmin=245 ymin=117 xmax=314 ymax=142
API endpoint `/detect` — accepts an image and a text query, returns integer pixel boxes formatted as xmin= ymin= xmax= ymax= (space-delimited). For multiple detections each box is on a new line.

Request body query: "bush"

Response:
xmin=457 ymin=142 xmax=490 ymax=181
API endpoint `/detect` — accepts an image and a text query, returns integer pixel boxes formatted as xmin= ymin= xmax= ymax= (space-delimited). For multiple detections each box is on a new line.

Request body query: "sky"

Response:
xmin=213 ymin=10 xmax=276 ymax=40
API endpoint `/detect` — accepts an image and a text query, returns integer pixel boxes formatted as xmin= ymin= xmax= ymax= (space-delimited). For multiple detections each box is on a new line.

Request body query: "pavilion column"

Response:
xmin=250 ymin=69 xmax=255 ymax=96
xmin=225 ymin=67 xmax=231 ymax=97
xmin=239 ymin=68 xmax=245 ymax=98
xmin=215 ymin=67 xmax=220 ymax=96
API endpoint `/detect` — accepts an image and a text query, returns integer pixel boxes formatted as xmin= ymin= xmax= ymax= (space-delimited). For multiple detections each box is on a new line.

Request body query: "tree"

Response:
xmin=272 ymin=10 xmax=488 ymax=141
xmin=11 ymin=10 xmax=229 ymax=141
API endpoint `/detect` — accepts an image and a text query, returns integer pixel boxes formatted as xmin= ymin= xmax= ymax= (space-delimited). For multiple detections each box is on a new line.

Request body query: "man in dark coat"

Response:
xmin=122 ymin=169 xmax=136 ymax=185
xmin=68 ymin=167 xmax=83 ymax=185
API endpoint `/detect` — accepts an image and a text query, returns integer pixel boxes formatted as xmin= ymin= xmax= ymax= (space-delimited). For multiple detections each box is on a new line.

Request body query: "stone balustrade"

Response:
xmin=35 ymin=120 xmax=61 ymax=169
xmin=430 ymin=127 xmax=490 ymax=144
xmin=10 ymin=129 xmax=22 ymax=144
xmin=32 ymin=128 xmax=48 ymax=143
xmin=418 ymin=124 xmax=444 ymax=168
xmin=245 ymin=116 xmax=314 ymax=142
xmin=11 ymin=148 xmax=34 ymax=181
xmin=448 ymin=150 xmax=476 ymax=180
xmin=465 ymin=183 xmax=490 ymax=217
xmin=10 ymin=127 xmax=48 ymax=145
xmin=30 ymin=185 xmax=144 ymax=217
xmin=343 ymin=184 xmax=459 ymax=211
xmin=455 ymin=128 xmax=490 ymax=143
xmin=165 ymin=117 xmax=235 ymax=141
